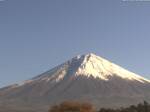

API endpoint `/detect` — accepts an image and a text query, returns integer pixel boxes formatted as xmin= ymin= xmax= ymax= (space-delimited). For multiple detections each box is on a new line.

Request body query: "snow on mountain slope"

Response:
xmin=74 ymin=53 xmax=150 ymax=82
xmin=17 ymin=53 xmax=150 ymax=86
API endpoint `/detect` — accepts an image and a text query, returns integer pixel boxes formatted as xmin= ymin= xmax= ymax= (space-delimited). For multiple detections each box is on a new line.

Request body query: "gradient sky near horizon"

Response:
xmin=0 ymin=0 xmax=150 ymax=87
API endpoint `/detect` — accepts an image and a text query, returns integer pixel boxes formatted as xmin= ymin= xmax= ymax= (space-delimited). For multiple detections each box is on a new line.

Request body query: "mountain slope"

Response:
xmin=0 ymin=53 xmax=150 ymax=112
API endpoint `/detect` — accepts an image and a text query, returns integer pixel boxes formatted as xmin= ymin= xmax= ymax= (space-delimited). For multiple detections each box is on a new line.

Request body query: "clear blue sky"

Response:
xmin=0 ymin=0 xmax=150 ymax=87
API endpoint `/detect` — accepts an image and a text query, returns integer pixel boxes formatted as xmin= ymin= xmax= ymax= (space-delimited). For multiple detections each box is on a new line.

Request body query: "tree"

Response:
xmin=49 ymin=101 xmax=95 ymax=112
xmin=144 ymin=101 xmax=149 ymax=112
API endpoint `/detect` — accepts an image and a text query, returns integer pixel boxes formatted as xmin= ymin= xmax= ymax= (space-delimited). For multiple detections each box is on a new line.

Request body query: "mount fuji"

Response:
xmin=0 ymin=53 xmax=150 ymax=112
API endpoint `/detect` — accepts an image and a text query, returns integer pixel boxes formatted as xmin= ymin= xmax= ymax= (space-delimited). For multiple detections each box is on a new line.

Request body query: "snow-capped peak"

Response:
xmin=16 ymin=53 xmax=150 ymax=86
xmin=74 ymin=53 xmax=150 ymax=83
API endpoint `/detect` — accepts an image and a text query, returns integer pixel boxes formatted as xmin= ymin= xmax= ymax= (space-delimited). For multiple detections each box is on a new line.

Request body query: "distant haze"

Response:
xmin=0 ymin=0 xmax=150 ymax=87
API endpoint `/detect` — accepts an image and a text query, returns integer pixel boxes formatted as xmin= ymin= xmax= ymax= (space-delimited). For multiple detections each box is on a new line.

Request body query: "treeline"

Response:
xmin=99 ymin=101 xmax=149 ymax=112
xmin=49 ymin=101 xmax=150 ymax=112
